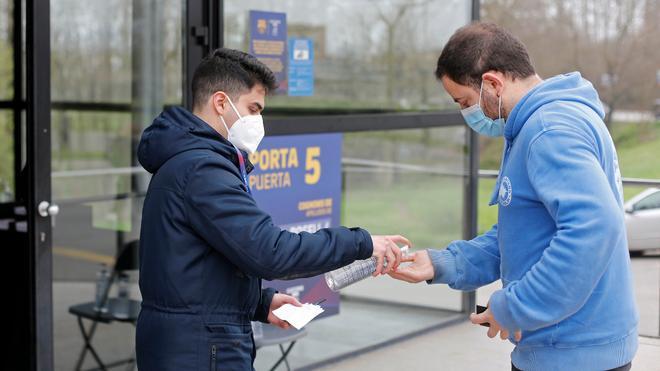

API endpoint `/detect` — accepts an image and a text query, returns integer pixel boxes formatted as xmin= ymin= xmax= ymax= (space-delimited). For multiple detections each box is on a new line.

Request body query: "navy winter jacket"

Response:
xmin=135 ymin=106 xmax=373 ymax=370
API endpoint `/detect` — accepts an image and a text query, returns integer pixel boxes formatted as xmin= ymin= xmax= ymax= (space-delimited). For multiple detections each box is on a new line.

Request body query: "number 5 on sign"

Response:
xmin=305 ymin=147 xmax=321 ymax=185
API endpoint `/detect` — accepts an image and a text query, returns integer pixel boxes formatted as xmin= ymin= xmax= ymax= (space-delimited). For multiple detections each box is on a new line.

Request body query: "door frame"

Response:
xmin=2 ymin=0 xmax=56 ymax=369
xmin=16 ymin=0 xmax=217 ymax=369
xmin=24 ymin=0 xmax=54 ymax=369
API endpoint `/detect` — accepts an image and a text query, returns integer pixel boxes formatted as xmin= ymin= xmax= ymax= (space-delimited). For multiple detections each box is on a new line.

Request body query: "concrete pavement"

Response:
xmin=314 ymin=320 xmax=660 ymax=371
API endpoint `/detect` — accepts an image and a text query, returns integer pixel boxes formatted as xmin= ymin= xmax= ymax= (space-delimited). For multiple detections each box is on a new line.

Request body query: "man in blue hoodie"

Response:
xmin=135 ymin=48 xmax=409 ymax=370
xmin=390 ymin=23 xmax=638 ymax=371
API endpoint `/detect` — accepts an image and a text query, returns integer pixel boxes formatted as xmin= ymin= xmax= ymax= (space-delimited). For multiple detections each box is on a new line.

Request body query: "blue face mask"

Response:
xmin=460 ymin=81 xmax=505 ymax=137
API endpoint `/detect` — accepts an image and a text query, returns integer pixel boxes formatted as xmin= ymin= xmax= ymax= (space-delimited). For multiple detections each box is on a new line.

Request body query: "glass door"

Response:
xmin=49 ymin=1 xmax=184 ymax=369
xmin=2 ymin=0 xmax=216 ymax=368
xmin=0 ymin=2 xmax=30 ymax=369
xmin=3 ymin=0 xmax=55 ymax=369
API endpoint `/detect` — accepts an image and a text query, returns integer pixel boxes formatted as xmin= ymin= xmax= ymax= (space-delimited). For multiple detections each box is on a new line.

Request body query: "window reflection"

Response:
xmin=225 ymin=0 xmax=471 ymax=111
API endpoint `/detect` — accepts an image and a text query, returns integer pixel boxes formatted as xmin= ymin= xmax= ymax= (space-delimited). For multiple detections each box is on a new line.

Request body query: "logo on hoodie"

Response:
xmin=499 ymin=176 xmax=512 ymax=206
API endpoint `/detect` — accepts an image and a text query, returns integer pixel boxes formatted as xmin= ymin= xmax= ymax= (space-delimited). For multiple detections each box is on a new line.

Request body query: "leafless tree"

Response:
xmin=371 ymin=0 xmax=433 ymax=105
xmin=483 ymin=0 xmax=659 ymax=128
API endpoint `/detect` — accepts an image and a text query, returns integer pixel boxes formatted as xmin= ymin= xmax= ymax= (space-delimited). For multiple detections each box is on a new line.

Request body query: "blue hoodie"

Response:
xmin=428 ymin=73 xmax=638 ymax=370
xmin=135 ymin=107 xmax=373 ymax=370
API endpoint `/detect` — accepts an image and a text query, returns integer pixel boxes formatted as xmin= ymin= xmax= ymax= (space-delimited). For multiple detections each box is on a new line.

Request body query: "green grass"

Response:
xmin=478 ymin=178 xmax=499 ymax=235
xmin=613 ymin=122 xmax=660 ymax=179
xmin=342 ymin=174 xmax=464 ymax=250
xmin=0 ymin=112 xmax=13 ymax=200
xmin=612 ymin=121 xmax=660 ymax=201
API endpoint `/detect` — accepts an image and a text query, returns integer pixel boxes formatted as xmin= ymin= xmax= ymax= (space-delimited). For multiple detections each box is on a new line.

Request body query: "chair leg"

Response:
xmin=125 ymin=321 xmax=137 ymax=371
xmin=74 ymin=316 xmax=107 ymax=371
xmin=124 ymin=348 xmax=136 ymax=371
xmin=269 ymin=341 xmax=296 ymax=371
xmin=279 ymin=344 xmax=292 ymax=371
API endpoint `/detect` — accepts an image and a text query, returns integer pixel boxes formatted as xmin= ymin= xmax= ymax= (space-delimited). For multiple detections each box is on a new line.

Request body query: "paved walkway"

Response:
xmin=315 ymin=320 xmax=660 ymax=371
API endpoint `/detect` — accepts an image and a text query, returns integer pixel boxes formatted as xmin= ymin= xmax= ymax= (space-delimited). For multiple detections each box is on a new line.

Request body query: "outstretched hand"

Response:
xmin=388 ymin=250 xmax=434 ymax=283
xmin=370 ymin=235 xmax=412 ymax=276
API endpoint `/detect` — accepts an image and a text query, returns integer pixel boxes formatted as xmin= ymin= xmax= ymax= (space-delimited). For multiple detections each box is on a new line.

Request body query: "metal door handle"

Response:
xmin=38 ymin=201 xmax=60 ymax=217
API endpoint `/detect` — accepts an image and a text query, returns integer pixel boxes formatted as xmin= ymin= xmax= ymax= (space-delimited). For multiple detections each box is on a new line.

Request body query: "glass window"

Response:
xmin=255 ymin=126 xmax=468 ymax=369
xmin=0 ymin=110 xmax=13 ymax=202
xmin=343 ymin=127 xmax=466 ymax=248
xmin=227 ymin=4 xmax=473 ymax=367
xmin=224 ymin=0 xmax=472 ymax=111
xmin=0 ymin=0 xmax=12 ymax=101
xmin=51 ymin=0 xmax=182 ymax=104
xmin=51 ymin=110 xmax=135 ymax=201
xmin=635 ymin=191 xmax=660 ymax=211
xmin=50 ymin=1 xmax=183 ymax=369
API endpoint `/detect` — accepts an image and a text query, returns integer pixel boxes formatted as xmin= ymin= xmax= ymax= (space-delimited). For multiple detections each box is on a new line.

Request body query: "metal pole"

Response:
xmin=183 ymin=0 xmax=224 ymax=110
xmin=130 ymin=0 xmax=164 ymax=248
xmin=460 ymin=0 xmax=481 ymax=315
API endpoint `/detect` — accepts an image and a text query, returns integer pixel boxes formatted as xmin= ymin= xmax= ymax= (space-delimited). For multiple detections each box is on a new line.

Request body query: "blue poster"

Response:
xmin=249 ymin=10 xmax=287 ymax=93
xmin=288 ymin=38 xmax=314 ymax=96
xmin=248 ymin=134 xmax=343 ymax=317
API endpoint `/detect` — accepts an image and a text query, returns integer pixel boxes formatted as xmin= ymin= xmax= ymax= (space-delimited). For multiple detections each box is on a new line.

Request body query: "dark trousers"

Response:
xmin=512 ymin=362 xmax=632 ymax=371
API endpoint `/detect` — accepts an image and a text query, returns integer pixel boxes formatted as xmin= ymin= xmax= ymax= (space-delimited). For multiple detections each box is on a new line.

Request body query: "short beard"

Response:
xmin=481 ymin=90 xmax=502 ymax=120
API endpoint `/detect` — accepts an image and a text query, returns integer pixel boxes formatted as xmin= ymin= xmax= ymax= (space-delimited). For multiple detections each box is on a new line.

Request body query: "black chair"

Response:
xmin=255 ymin=325 xmax=308 ymax=371
xmin=69 ymin=240 xmax=141 ymax=371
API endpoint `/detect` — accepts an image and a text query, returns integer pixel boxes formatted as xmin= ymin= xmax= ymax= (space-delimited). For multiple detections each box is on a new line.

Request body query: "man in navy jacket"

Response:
xmin=135 ymin=48 xmax=409 ymax=370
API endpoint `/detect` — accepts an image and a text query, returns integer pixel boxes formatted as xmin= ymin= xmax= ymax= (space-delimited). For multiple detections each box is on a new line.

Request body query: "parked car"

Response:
xmin=624 ymin=188 xmax=660 ymax=255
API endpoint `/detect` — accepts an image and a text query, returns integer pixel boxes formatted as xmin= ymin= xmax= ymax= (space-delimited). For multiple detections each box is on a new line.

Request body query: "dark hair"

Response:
xmin=435 ymin=22 xmax=535 ymax=88
xmin=192 ymin=48 xmax=278 ymax=109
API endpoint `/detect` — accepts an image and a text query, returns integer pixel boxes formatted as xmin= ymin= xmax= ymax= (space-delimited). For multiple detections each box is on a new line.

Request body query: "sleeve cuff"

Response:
xmin=489 ymin=288 xmax=519 ymax=331
xmin=426 ymin=248 xmax=458 ymax=285
xmin=352 ymin=228 xmax=373 ymax=260
xmin=254 ymin=287 xmax=277 ymax=323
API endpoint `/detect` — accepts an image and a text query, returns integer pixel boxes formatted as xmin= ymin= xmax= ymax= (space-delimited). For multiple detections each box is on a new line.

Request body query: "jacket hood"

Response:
xmin=138 ymin=106 xmax=249 ymax=173
xmin=505 ymin=72 xmax=605 ymax=140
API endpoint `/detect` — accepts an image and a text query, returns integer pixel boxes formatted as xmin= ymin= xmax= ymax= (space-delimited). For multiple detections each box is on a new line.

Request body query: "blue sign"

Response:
xmin=248 ymin=134 xmax=343 ymax=317
xmin=288 ymin=38 xmax=314 ymax=96
xmin=249 ymin=10 xmax=288 ymax=93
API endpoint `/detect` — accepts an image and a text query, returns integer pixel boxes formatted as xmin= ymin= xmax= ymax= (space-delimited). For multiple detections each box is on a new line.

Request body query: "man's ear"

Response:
xmin=481 ymin=71 xmax=504 ymax=97
xmin=211 ymin=91 xmax=228 ymax=116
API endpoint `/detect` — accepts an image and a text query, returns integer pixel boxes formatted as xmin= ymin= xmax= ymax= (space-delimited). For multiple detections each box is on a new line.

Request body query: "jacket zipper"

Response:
xmin=210 ymin=344 xmax=217 ymax=370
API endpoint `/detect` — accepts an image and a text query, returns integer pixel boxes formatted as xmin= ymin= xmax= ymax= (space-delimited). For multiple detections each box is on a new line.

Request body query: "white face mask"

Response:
xmin=219 ymin=95 xmax=264 ymax=154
